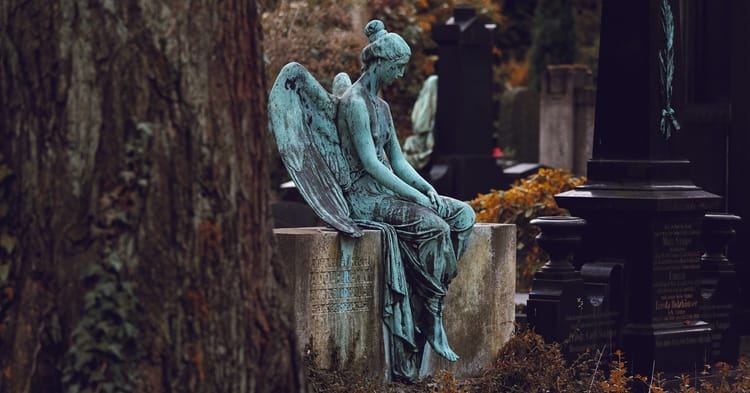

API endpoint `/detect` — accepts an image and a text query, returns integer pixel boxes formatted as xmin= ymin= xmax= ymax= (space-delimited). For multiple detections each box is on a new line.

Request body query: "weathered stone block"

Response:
xmin=274 ymin=223 xmax=515 ymax=382
xmin=420 ymin=223 xmax=516 ymax=378
xmin=539 ymin=64 xmax=595 ymax=176
xmin=275 ymin=227 xmax=386 ymax=379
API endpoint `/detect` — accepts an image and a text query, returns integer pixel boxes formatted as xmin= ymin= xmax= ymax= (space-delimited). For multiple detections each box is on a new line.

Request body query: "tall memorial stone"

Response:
xmin=430 ymin=6 xmax=500 ymax=200
xmin=554 ymin=0 xmax=721 ymax=374
xmin=538 ymin=65 xmax=596 ymax=176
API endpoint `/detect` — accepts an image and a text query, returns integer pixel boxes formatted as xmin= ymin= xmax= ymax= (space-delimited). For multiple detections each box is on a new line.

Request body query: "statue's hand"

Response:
xmin=412 ymin=193 xmax=433 ymax=210
xmin=427 ymin=189 xmax=443 ymax=212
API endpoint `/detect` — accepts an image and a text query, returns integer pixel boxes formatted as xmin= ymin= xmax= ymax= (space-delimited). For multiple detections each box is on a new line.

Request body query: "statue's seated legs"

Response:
xmin=360 ymin=195 xmax=474 ymax=362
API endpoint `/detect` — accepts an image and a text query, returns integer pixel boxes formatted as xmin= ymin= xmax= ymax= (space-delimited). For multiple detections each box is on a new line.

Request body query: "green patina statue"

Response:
xmin=268 ymin=20 xmax=475 ymax=383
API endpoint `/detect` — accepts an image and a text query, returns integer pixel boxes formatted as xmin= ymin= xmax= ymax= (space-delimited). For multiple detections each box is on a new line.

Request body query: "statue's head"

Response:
xmin=361 ymin=20 xmax=411 ymax=85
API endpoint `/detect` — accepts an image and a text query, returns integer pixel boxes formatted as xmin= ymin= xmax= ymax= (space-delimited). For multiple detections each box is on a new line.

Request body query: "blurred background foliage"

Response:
xmin=469 ymin=168 xmax=586 ymax=292
xmin=262 ymin=0 xmax=600 ymax=139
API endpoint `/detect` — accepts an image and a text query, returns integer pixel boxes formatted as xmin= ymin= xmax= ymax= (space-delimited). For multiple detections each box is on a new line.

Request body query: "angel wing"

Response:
xmin=268 ymin=62 xmax=362 ymax=237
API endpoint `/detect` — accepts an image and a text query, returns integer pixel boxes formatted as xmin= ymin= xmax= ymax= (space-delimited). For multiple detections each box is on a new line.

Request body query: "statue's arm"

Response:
xmin=385 ymin=103 xmax=436 ymax=195
xmin=342 ymin=97 xmax=432 ymax=208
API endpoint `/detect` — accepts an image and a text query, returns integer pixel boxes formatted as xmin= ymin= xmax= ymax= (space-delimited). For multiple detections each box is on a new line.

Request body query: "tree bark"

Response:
xmin=0 ymin=1 xmax=303 ymax=392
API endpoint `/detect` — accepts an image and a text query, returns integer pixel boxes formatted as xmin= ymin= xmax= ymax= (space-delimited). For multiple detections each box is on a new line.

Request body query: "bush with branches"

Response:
xmin=469 ymin=168 xmax=586 ymax=291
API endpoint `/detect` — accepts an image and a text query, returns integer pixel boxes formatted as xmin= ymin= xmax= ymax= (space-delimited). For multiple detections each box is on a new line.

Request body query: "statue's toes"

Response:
xmin=440 ymin=348 xmax=459 ymax=362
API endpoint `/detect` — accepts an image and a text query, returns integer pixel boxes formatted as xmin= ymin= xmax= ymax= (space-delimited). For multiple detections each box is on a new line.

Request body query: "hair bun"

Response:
xmin=364 ymin=20 xmax=387 ymax=43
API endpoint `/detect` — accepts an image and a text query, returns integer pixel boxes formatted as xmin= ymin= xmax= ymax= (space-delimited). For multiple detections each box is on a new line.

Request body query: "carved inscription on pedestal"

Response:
xmin=310 ymin=257 xmax=374 ymax=315
xmin=652 ymin=219 xmax=701 ymax=323
xmin=566 ymin=311 xmax=619 ymax=354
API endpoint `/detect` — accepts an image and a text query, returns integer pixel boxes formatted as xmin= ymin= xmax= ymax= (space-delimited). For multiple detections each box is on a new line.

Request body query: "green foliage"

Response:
xmin=469 ymin=168 xmax=586 ymax=292
xmin=573 ymin=0 xmax=602 ymax=80
xmin=62 ymin=252 xmax=141 ymax=393
xmin=528 ymin=0 xmax=577 ymax=91
xmin=496 ymin=0 xmax=538 ymax=62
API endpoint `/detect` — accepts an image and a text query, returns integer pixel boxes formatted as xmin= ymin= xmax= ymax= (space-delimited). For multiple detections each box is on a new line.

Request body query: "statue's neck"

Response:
xmin=358 ymin=70 xmax=381 ymax=99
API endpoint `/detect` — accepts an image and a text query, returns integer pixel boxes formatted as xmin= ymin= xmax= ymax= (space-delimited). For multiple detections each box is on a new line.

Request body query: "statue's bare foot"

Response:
xmin=425 ymin=313 xmax=459 ymax=362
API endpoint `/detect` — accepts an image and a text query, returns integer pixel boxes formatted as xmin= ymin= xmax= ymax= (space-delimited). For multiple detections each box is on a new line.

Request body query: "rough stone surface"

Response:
xmin=420 ymin=223 xmax=516 ymax=378
xmin=274 ymin=223 xmax=515 ymax=381
xmin=275 ymin=227 xmax=386 ymax=379
xmin=538 ymin=65 xmax=595 ymax=175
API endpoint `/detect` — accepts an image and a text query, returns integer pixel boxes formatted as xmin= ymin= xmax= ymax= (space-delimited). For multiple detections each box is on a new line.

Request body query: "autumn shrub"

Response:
xmin=469 ymin=168 xmax=586 ymax=291
xmin=305 ymin=329 xmax=750 ymax=392
xmin=262 ymin=0 xmax=366 ymax=92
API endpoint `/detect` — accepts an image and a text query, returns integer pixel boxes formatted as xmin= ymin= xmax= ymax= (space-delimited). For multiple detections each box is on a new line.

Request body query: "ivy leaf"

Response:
xmin=0 ymin=165 xmax=11 ymax=183
xmin=101 ymin=382 xmax=116 ymax=393
xmin=0 ymin=262 xmax=9 ymax=284
xmin=0 ymin=233 xmax=16 ymax=254
xmin=73 ymin=351 xmax=94 ymax=370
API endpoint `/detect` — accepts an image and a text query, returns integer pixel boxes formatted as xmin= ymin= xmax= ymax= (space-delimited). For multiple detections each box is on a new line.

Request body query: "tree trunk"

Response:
xmin=0 ymin=1 xmax=303 ymax=392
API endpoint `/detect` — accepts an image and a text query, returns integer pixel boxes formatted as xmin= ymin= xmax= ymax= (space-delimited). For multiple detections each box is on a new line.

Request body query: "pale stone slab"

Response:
xmin=274 ymin=223 xmax=515 ymax=382
xmin=539 ymin=64 xmax=595 ymax=176
xmin=420 ymin=223 xmax=516 ymax=377
xmin=275 ymin=227 xmax=385 ymax=379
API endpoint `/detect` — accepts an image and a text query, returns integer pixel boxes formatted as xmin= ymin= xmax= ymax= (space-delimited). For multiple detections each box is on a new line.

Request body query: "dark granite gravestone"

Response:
xmin=672 ymin=0 xmax=750 ymax=345
xmin=553 ymin=0 xmax=722 ymax=375
xmin=700 ymin=213 xmax=742 ymax=363
xmin=526 ymin=217 xmax=586 ymax=346
xmin=430 ymin=5 xmax=500 ymax=200
xmin=527 ymin=218 xmax=625 ymax=360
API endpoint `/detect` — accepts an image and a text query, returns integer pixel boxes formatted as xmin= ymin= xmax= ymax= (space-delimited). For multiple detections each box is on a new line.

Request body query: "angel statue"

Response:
xmin=268 ymin=19 xmax=475 ymax=383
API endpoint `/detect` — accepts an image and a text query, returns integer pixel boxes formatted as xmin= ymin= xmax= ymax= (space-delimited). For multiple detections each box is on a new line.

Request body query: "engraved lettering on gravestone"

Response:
xmin=310 ymin=257 xmax=375 ymax=315
xmin=566 ymin=312 xmax=619 ymax=353
xmin=702 ymin=303 xmax=733 ymax=357
xmin=656 ymin=334 xmax=711 ymax=349
xmin=652 ymin=220 xmax=702 ymax=322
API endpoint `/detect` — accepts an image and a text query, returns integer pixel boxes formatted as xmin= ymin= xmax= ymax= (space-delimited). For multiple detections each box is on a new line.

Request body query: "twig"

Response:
xmin=588 ymin=345 xmax=606 ymax=393
xmin=648 ymin=360 xmax=656 ymax=393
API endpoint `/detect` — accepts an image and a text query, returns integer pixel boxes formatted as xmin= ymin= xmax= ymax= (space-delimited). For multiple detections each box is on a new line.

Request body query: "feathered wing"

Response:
xmin=268 ymin=62 xmax=362 ymax=237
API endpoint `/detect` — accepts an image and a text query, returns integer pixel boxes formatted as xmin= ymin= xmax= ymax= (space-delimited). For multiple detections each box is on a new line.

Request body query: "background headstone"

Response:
xmin=430 ymin=5 xmax=501 ymax=200
xmin=538 ymin=65 xmax=595 ymax=176
xmin=670 ymin=1 xmax=750 ymax=348
xmin=496 ymin=86 xmax=539 ymax=163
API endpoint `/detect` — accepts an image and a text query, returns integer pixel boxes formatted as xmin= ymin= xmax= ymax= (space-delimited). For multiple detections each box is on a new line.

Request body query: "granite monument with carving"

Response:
xmin=553 ymin=0 xmax=722 ymax=374
xmin=268 ymin=20 xmax=476 ymax=383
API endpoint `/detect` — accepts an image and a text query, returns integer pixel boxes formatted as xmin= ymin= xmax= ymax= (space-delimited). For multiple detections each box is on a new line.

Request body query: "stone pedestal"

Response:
xmin=420 ymin=223 xmax=516 ymax=377
xmin=526 ymin=216 xmax=586 ymax=345
xmin=275 ymin=223 xmax=515 ymax=382
xmin=276 ymin=227 xmax=385 ymax=378
xmin=700 ymin=213 xmax=742 ymax=363
xmin=557 ymin=161 xmax=721 ymax=374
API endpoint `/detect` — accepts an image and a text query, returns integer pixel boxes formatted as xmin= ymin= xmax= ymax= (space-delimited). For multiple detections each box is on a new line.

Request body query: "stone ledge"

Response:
xmin=274 ymin=223 xmax=516 ymax=382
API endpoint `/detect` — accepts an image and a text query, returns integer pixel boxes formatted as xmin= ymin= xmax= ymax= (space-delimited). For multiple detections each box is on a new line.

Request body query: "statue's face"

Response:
xmin=377 ymin=56 xmax=409 ymax=86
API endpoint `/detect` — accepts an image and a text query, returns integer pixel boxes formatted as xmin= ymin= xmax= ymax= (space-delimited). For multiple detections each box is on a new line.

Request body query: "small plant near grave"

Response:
xmin=305 ymin=326 xmax=750 ymax=392
xmin=469 ymin=168 xmax=586 ymax=291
